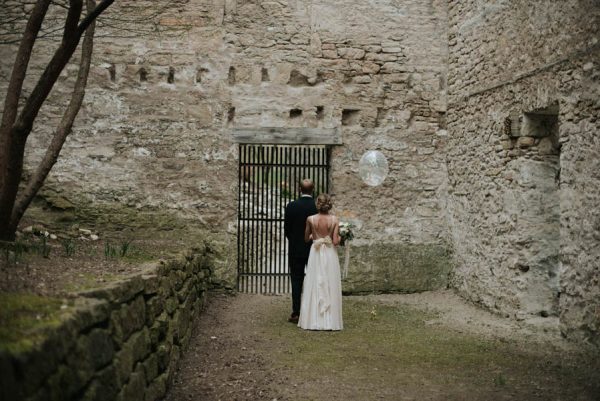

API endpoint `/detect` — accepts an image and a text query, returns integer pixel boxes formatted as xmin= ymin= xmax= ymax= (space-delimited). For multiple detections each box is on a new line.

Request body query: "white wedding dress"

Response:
xmin=298 ymin=215 xmax=343 ymax=331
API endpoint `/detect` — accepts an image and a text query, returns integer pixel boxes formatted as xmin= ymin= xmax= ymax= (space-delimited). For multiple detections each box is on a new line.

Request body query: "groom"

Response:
xmin=284 ymin=178 xmax=317 ymax=323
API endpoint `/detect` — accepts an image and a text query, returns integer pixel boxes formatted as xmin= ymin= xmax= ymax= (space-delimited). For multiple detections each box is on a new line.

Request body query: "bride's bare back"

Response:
xmin=305 ymin=213 xmax=341 ymax=245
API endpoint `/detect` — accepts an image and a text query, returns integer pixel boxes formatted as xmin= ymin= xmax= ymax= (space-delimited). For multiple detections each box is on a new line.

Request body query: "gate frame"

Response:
xmin=233 ymin=127 xmax=341 ymax=294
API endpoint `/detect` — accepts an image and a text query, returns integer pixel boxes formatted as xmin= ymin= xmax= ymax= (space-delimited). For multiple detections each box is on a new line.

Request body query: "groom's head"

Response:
xmin=299 ymin=179 xmax=314 ymax=195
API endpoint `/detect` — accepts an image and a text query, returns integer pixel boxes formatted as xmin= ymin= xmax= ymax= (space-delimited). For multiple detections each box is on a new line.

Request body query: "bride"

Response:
xmin=298 ymin=193 xmax=343 ymax=331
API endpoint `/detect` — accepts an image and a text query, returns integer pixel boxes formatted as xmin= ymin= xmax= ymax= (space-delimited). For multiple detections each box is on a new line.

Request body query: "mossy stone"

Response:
xmin=340 ymin=243 xmax=453 ymax=294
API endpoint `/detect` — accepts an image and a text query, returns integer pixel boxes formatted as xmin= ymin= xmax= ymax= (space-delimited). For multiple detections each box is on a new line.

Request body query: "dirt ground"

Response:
xmin=165 ymin=291 xmax=600 ymax=401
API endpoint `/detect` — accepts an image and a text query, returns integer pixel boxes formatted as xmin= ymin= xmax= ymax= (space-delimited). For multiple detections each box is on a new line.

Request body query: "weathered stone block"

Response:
xmin=80 ymin=365 xmax=119 ymax=401
xmin=79 ymin=276 xmax=144 ymax=304
xmin=517 ymin=136 xmax=536 ymax=148
xmin=149 ymin=313 xmax=169 ymax=347
xmin=341 ymin=243 xmax=453 ymax=294
xmin=142 ymin=353 xmax=159 ymax=383
xmin=78 ymin=328 xmax=114 ymax=371
xmin=117 ymin=369 xmax=146 ymax=401
xmin=110 ymin=296 xmax=146 ymax=345
xmin=337 ymin=47 xmax=365 ymax=60
xmin=144 ymin=373 xmax=168 ymax=401
xmin=145 ymin=295 xmax=164 ymax=325
xmin=156 ymin=343 xmax=172 ymax=373
xmin=164 ymin=296 xmax=179 ymax=315
xmin=114 ymin=328 xmax=150 ymax=385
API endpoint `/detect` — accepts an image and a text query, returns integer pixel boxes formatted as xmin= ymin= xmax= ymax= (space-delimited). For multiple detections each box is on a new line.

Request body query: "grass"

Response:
xmin=262 ymin=298 xmax=600 ymax=400
xmin=0 ymin=293 xmax=64 ymax=354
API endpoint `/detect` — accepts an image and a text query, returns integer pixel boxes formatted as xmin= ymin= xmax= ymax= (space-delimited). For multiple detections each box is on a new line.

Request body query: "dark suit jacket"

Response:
xmin=284 ymin=196 xmax=317 ymax=260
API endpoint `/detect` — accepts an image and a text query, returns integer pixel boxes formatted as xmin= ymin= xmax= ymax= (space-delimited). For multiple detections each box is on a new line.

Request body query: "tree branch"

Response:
xmin=77 ymin=0 xmax=114 ymax=35
xmin=11 ymin=0 xmax=97 ymax=227
xmin=13 ymin=2 xmax=84 ymax=133
xmin=0 ymin=0 xmax=51 ymax=136
xmin=63 ymin=0 xmax=83 ymax=40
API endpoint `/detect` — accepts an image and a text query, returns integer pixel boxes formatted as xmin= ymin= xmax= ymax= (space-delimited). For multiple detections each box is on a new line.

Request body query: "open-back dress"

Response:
xmin=298 ymin=214 xmax=343 ymax=330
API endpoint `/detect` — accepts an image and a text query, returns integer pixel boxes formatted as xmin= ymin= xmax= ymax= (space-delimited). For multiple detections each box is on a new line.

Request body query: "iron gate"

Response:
xmin=237 ymin=144 xmax=330 ymax=293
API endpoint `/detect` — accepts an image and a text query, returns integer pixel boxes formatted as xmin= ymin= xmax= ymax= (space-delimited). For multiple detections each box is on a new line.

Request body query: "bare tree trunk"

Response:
xmin=10 ymin=0 xmax=97 ymax=231
xmin=0 ymin=0 xmax=51 ymax=240
xmin=0 ymin=0 xmax=114 ymax=241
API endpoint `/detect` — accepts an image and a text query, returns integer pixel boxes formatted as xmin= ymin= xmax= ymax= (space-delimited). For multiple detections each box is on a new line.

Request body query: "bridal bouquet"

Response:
xmin=339 ymin=221 xmax=355 ymax=246
xmin=338 ymin=221 xmax=354 ymax=279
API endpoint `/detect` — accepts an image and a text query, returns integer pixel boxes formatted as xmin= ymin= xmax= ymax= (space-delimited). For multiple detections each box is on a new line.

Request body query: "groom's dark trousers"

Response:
xmin=284 ymin=195 xmax=317 ymax=317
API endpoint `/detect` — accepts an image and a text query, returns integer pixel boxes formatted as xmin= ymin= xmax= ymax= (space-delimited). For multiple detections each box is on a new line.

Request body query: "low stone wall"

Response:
xmin=341 ymin=243 xmax=453 ymax=294
xmin=0 ymin=247 xmax=214 ymax=401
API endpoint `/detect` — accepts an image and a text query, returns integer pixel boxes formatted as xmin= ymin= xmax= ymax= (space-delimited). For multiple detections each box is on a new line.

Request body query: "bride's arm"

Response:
xmin=332 ymin=217 xmax=341 ymax=246
xmin=304 ymin=217 xmax=312 ymax=242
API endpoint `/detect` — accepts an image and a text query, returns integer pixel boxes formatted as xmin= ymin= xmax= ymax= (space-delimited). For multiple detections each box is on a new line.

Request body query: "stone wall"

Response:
xmin=0 ymin=0 xmax=452 ymax=291
xmin=0 ymin=248 xmax=214 ymax=401
xmin=446 ymin=0 xmax=600 ymax=345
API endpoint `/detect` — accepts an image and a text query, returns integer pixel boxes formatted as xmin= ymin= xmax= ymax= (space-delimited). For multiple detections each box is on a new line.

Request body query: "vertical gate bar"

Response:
xmin=243 ymin=144 xmax=249 ymax=293
xmin=245 ymin=145 xmax=250 ymax=293
xmin=274 ymin=145 xmax=279 ymax=294
xmin=272 ymin=145 xmax=277 ymax=294
xmin=252 ymin=145 xmax=260 ymax=293
xmin=318 ymin=147 xmax=323 ymax=196
xmin=279 ymin=146 xmax=284 ymax=294
xmin=241 ymin=144 xmax=246 ymax=293
xmin=274 ymin=146 xmax=290 ymax=292
xmin=311 ymin=147 xmax=316 ymax=196
xmin=275 ymin=146 xmax=284 ymax=292
xmin=260 ymin=145 xmax=265 ymax=294
xmin=256 ymin=145 xmax=261 ymax=294
xmin=246 ymin=144 xmax=251 ymax=293
xmin=319 ymin=146 xmax=324 ymax=196
xmin=326 ymin=146 xmax=330 ymax=193
xmin=268 ymin=146 xmax=273 ymax=294
xmin=237 ymin=144 xmax=241 ymax=291
xmin=250 ymin=145 xmax=256 ymax=293
xmin=254 ymin=145 xmax=263 ymax=294
xmin=286 ymin=145 xmax=291 ymax=293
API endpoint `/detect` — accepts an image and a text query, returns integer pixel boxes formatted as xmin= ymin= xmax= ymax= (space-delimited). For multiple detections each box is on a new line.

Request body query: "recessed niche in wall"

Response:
xmin=316 ymin=106 xmax=324 ymax=120
xmin=196 ymin=67 xmax=209 ymax=83
xmin=342 ymin=109 xmax=360 ymax=126
xmin=228 ymin=66 xmax=236 ymax=86
xmin=290 ymin=108 xmax=303 ymax=119
xmin=288 ymin=70 xmax=311 ymax=87
xmin=375 ymin=107 xmax=385 ymax=127
xmin=437 ymin=111 xmax=447 ymax=129
xmin=261 ymin=67 xmax=270 ymax=82
xmin=108 ymin=64 xmax=116 ymax=82
xmin=228 ymin=107 xmax=236 ymax=124
xmin=513 ymin=102 xmax=560 ymax=317
xmin=138 ymin=67 xmax=148 ymax=82
xmin=167 ymin=67 xmax=175 ymax=84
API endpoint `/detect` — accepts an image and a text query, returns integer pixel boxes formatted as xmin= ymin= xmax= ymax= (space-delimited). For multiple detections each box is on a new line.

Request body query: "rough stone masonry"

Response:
xmin=0 ymin=0 xmax=598 ymax=346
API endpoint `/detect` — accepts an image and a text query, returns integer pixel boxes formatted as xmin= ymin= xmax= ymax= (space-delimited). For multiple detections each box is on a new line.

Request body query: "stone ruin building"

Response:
xmin=2 ymin=0 xmax=599 ymax=348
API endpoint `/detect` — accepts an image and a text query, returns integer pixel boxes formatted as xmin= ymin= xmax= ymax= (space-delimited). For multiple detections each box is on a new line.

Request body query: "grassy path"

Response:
xmin=166 ymin=292 xmax=599 ymax=401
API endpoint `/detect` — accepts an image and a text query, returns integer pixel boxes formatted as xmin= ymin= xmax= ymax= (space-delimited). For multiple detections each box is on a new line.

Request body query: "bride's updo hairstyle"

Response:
xmin=316 ymin=193 xmax=333 ymax=213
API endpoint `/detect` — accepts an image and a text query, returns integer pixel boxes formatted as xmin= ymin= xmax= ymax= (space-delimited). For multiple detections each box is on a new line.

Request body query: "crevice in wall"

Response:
xmin=289 ymin=108 xmax=303 ymax=119
xmin=108 ymin=64 xmax=116 ymax=82
xmin=375 ymin=107 xmax=385 ymax=127
xmin=139 ymin=67 xmax=148 ymax=82
xmin=167 ymin=67 xmax=175 ymax=84
xmin=227 ymin=106 xmax=236 ymax=124
xmin=288 ymin=70 xmax=311 ymax=86
xmin=228 ymin=66 xmax=236 ymax=86
xmin=196 ymin=68 xmax=209 ymax=83
xmin=342 ymin=109 xmax=360 ymax=126
xmin=316 ymin=106 xmax=324 ymax=120
xmin=261 ymin=67 xmax=270 ymax=82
